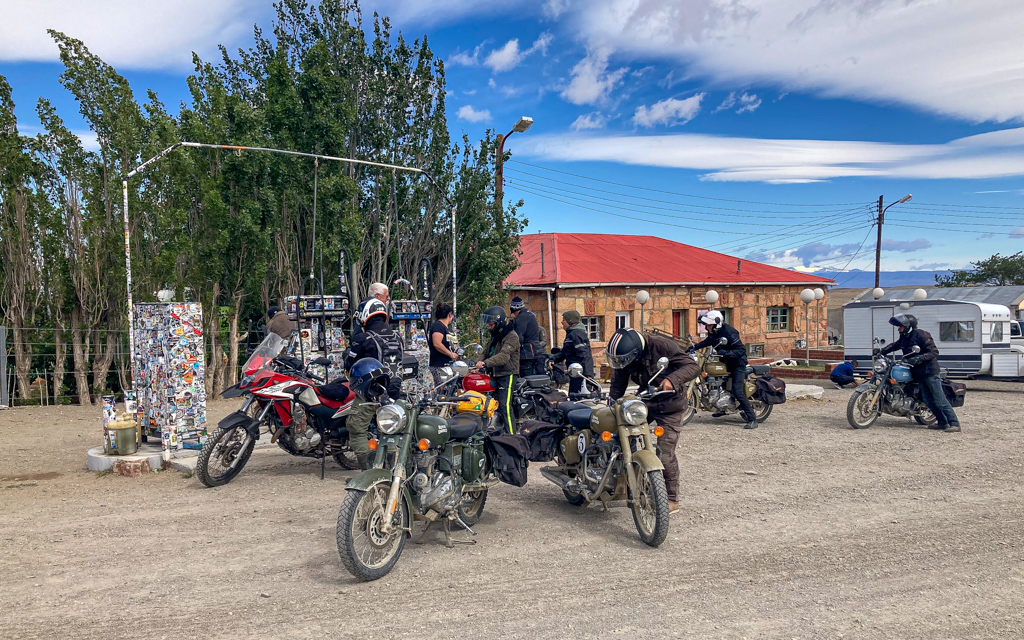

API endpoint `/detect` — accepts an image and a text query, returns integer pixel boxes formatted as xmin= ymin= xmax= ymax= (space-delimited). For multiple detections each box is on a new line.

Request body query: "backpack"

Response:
xmin=366 ymin=329 xmax=405 ymax=381
xmin=755 ymin=375 xmax=787 ymax=404
xmin=484 ymin=433 xmax=531 ymax=487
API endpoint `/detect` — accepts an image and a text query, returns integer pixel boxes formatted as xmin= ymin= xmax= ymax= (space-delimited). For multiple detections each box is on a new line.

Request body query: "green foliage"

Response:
xmin=935 ymin=252 xmax=1024 ymax=287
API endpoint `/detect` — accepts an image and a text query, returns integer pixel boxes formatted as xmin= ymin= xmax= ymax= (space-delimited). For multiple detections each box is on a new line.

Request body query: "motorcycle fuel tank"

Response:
xmin=462 ymin=373 xmax=497 ymax=393
xmin=588 ymin=405 xmax=617 ymax=434
xmin=703 ymin=361 xmax=728 ymax=377
xmin=415 ymin=414 xmax=451 ymax=448
xmin=891 ymin=365 xmax=912 ymax=383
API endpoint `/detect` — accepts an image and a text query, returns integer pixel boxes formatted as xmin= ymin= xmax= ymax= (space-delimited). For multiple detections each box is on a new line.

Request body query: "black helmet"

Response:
xmin=350 ymin=357 xmax=390 ymax=402
xmin=889 ymin=313 xmax=918 ymax=332
xmin=606 ymin=328 xmax=646 ymax=369
xmin=481 ymin=306 xmax=507 ymax=330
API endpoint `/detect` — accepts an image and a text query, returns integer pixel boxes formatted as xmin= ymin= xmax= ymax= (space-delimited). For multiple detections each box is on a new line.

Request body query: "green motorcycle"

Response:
xmin=336 ymin=363 xmax=495 ymax=581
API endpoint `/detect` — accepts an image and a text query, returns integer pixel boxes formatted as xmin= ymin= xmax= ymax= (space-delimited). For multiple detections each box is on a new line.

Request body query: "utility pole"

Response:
xmin=874 ymin=195 xmax=884 ymax=289
xmin=494 ymin=117 xmax=534 ymax=210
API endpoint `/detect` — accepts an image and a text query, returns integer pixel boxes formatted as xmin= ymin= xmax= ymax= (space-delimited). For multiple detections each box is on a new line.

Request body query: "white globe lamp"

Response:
xmin=872 ymin=287 xmax=884 ymax=300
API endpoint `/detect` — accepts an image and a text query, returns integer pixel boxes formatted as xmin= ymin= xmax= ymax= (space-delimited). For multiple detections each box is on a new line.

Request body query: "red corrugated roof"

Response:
xmin=505 ymin=233 xmax=834 ymax=287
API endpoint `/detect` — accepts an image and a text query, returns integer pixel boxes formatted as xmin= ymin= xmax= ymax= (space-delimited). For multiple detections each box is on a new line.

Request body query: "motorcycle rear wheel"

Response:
xmin=751 ymin=399 xmax=773 ymax=422
xmin=336 ymin=484 xmax=408 ymax=581
xmin=629 ymin=467 xmax=670 ymax=548
xmin=914 ymin=407 xmax=938 ymax=427
xmin=332 ymin=450 xmax=360 ymax=470
xmin=458 ymin=488 xmax=488 ymax=525
xmin=195 ymin=425 xmax=255 ymax=487
xmin=680 ymin=391 xmax=697 ymax=426
xmin=847 ymin=390 xmax=880 ymax=429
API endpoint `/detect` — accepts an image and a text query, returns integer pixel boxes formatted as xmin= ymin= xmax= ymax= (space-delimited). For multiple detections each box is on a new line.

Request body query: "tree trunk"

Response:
xmin=71 ymin=313 xmax=92 ymax=406
xmin=53 ymin=326 xmax=67 ymax=404
xmin=11 ymin=326 xmax=32 ymax=400
xmin=205 ymin=283 xmax=220 ymax=397
xmin=91 ymin=329 xmax=117 ymax=395
xmin=226 ymin=292 xmax=244 ymax=387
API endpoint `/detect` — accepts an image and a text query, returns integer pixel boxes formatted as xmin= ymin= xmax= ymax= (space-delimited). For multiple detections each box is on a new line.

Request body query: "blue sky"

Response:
xmin=3 ymin=0 xmax=1024 ymax=280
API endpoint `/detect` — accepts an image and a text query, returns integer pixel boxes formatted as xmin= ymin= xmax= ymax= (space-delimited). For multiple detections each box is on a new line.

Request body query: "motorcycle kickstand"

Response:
xmin=444 ymin=516 xmax=477 ymax=548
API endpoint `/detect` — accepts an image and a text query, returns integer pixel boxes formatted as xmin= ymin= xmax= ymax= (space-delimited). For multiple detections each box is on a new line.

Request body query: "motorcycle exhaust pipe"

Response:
xmin=539 ymin=466 xmax=574 ymax=488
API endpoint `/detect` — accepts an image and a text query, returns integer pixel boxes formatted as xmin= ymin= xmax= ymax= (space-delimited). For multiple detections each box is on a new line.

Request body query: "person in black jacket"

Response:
xmin=548 ymin=310 xmax=594 ymax=396
xmin=510 ymin=297 xmax=545 ymax=377
xmin=880 ymin=313 xmax=960 ymax=432
xmin=692 ymin=310 xmax=758 ymax=429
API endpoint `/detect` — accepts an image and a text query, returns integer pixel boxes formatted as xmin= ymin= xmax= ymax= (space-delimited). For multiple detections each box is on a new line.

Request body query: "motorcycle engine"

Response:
xmin=412 ymin=452 xmax=460 ymax=514
xmin=288 ymin=404 xmax=321 ymax=452
xmin=886 ymin=394 xmax=916 ymax=416
xmin=707 ymin=389 xmax=736 ymax=411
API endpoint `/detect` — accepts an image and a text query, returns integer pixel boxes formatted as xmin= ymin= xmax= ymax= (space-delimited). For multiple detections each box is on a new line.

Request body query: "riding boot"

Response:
xmin=743 ymin=412 xmax=758 ymax=429
xmin=355 ymin=453 xmax=370 ymax=470
xmin=711 ymin=411 xmax=727 ymax=418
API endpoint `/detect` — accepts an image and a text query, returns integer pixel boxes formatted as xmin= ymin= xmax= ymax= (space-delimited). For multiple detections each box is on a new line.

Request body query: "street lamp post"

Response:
xmin=636 ymin=290 xmax=650 ymax=332
xmin=495 ymin=116 xmax=534 ymax=209
xmin=813 ymin=287 xmax=824 ymax=347
xmin=874 ymin=194 xmax=913 ymax=288
xmin=800 ymin=289 xmax=815 ymax=365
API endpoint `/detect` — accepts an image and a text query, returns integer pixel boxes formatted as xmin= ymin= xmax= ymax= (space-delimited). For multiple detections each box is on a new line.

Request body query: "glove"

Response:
xmin=905 ymin=355 xmax=923 ymax=367
xmin=872 ymin=348 xmax=881 ymax=356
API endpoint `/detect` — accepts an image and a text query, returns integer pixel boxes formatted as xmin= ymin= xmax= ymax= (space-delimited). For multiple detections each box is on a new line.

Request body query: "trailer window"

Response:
xmin=939 ymin=321 xmax=974 ymax=342
xmin=990 ymin=322 xmax=1003 ymax=342
xmin=1012 ymin=321 xmax=1022 ymax=338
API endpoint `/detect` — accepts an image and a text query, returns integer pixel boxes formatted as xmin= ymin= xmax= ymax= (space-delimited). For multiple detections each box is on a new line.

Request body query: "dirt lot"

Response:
xmin=1 ymin=379 xmax=1022 ymax=639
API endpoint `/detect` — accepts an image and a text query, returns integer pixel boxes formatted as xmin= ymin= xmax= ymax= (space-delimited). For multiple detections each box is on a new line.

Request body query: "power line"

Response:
xmin=506 ymin=159 xmax=868 ymax=207
xmin=885 ymin=213 xmax=1024 ymax=228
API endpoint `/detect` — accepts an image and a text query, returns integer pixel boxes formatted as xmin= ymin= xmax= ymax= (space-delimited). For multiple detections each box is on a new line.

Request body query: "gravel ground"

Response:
xmin=0 ymin=379 xmax=1022 ymax=639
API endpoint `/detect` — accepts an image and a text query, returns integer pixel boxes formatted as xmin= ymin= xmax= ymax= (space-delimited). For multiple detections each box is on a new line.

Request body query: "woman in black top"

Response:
xmin=428 ymin=303 xmax=458 ymax=384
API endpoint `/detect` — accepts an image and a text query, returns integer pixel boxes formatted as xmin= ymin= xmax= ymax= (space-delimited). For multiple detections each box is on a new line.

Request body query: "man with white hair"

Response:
xmin=355 ymin=283 xmax=390 ymax=332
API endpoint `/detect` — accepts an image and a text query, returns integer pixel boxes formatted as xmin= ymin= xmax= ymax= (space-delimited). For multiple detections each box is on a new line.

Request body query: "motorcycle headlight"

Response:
xmin=621 ymin=399 xmax=648 ymax=426
xmin=376 ymin=404 xmax=407 ymax=435
xmin=873 ymin=359 xmax=887 ymax=373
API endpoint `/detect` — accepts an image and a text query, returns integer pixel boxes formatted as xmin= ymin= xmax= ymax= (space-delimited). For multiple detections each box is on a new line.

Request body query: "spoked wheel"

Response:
xmin=337 ymin=484 xmax=408 ymax=581
xmin=628 ymin=465 xmax=670 ymax=547
xmin=195 ymin=425 xmax=255 ymax=487
xmin=847 ymin=390 xmax=880 ymax=429
xmin=751 ymin=399 xmax=773 ymax=422
xmin=458 ymin=488 xmax=488 ymax=525
xmin=914 ymin=406 xmax=938 ymax=427
xmin=680 ymin=391 xmax=697 ymax=426
xmin=332 ymin=448 xmax=360 ymax=470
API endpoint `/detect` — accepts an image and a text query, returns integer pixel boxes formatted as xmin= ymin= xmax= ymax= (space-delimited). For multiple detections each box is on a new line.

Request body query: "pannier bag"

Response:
xmin=535 ymin=389 xmax=569 ymax=423
xmin=942 ymin=379 xmax=967 ymax=408
xmin=549 ymin=362 xmax=569 ymax=386
xmin=484 ymin=433 xmax=531 ymax=487
xmin=754 ymin=375 xmax=787 ymax=404
xmin=456 ymin=390 xmax=498 ymax=418
xmin=520 ymin=420 xmax=565 ymax=462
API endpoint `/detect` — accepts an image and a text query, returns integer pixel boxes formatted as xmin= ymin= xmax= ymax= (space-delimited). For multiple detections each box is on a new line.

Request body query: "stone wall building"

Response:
xmin=505 ymin=233 xmax=833 ymax=364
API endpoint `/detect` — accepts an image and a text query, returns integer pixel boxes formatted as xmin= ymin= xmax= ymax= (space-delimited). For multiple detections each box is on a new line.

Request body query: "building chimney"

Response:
xmin=541 ymin=243 xmax=545 ymax=276
xmin=737 ymin=259 xmax=741 ymax=274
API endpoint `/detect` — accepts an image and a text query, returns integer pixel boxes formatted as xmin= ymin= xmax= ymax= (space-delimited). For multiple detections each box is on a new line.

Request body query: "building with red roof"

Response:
xmin=505 ymin=233 xmax=833 ymax=361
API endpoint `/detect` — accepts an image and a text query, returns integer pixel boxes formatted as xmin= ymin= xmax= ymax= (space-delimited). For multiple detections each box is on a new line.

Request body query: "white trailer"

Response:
xmin=843 ymin=299 xmax=1023 ymax=378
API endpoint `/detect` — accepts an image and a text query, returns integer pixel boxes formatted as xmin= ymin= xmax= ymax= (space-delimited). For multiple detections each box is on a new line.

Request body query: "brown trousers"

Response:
xmin=651 ymin=410 xmax=683 ymax=502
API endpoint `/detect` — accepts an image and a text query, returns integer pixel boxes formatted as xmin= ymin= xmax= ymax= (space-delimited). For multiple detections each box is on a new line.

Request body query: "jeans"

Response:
xmin=730 ymin=367 xmax=756 ymax=422
xmin=918 ymin=374 xmax=960 ymax=427
xmin=519 ymin=359 xmax=543 ymax=378
xmin=830 ymin=374 xmax=856 ymax=387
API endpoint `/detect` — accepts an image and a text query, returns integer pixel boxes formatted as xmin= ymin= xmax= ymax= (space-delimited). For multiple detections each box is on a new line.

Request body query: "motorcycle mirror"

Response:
xmin=648 ymin=356 xmax=670 ymax=386
xmin=451 ymin=361 xmax=470 ymax=377
xmin=568 ymin=363 xmax=583 ymax=378
xmin=912 ymin=345 xmax=921 ymax=353
xmin=718 ymin=337 xmax=728 ymax=345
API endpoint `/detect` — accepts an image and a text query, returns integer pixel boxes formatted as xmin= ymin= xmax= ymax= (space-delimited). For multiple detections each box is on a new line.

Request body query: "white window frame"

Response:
xmin=582 ymin=316 xmax=602 ymax=342
xmin=615 ymin=311 xmax=630 ymax=330
xmin=939 ymin=321 xmax=975 ymax=342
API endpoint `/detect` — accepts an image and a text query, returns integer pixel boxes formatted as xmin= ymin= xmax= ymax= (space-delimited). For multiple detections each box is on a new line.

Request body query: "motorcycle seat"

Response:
xmin=523 ymin=374 xmax=552 ymax=389
xmin=567 ymin=408 xmax=594 ymax=431
xmin=448 ymin=413 xmax=483 ymax=439
xmin=744 ymin=364 xmax=771 ymax=376
xmin=556 ymin=401 xmax=589 ymax=416
xmin=317 ymin=379 xmax=353 ymax=402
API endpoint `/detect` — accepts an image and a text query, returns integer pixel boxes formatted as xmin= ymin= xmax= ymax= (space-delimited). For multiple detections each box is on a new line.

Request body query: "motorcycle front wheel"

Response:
xmin=195 ymin=425 xmax=256 ymax=487
xmin=847 ymin=390 xmax=880 ymax=429
xmin=336 ymin=484 xmax=408 ymax=581
xmin=629 ymin=467 xmax=670 ymax=548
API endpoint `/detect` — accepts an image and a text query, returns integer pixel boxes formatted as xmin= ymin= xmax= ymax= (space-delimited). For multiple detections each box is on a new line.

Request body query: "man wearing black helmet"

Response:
xmin=510 ymin=296 xmax=545 ymax=377
xmin=344 ymin=298 xmax=405 ymax=468
xmin=474 ymin=306 xmax=521 ymax=434
xmin=607 ymin=327 xmax=700 ymax=514
xmin=880 ymin=313 xmax=960 ymax=432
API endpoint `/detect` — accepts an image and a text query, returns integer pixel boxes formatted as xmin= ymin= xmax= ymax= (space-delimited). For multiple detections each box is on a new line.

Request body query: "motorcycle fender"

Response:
xmin=218 ymin=410 xmax=260 ymax=438
xmin=220 ymin=384 xmax=244 ymax=399
xmin=345 ymin=471 xmax=415 ymax=519
xmin=630 ymin=449 xmax=664 ymax=473
xmin=853 ymin=382 xmax=874 ymax=393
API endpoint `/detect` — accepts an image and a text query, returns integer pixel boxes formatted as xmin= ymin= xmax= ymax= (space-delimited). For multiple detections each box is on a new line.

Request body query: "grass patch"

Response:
xmin=5 ymin=482 xmax=38 ymax=489
xmin=180 ymin=471 xmax=195 ymax=479
xmin=95 ymin=468 xmax=114 ymax=478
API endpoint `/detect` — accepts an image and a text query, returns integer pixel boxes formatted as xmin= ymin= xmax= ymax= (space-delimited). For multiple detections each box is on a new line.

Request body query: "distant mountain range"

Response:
xmin=810 ymin=269 xmax=954 ymax=288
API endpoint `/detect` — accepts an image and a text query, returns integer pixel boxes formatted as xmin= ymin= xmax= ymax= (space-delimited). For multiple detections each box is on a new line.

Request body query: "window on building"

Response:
xmin=766 ymin=307 xmax=791 ymax=332
xmin=582 ymin=316 xmax=603 ymax=342
xmin=615 ymin=311 xmax=630 ymax=330
xmin=940 ymin=321 xmax=974 ymax=342
xmin=719 ymin=308 xmax=732 ymax=325
xmin=672 ymin=310 xmax=686 ymax=337
xmin=991 ymin=322 xmax=1004 ymax=342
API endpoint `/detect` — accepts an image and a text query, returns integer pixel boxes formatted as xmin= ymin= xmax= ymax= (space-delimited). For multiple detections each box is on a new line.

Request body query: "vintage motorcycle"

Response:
xmin=682 ymin=335 xmax=773 ymax=424
xmin=846 ymin=344 xmax=964 ymax=429
xmin=195 ymin=334 xmax=361 ymax=487
xmin=538 ymin=358 xmax=672 ymax=547
xmin=336 ymin=362 xmax=496 ymax=581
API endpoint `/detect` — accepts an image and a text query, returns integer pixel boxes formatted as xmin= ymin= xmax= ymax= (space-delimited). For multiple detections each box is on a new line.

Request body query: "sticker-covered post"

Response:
xmin=122 ymin=179 xmax=136 ymax=393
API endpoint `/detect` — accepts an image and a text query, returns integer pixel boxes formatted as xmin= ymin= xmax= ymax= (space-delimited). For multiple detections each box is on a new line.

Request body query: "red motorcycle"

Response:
xmin=195 ymin=334 xmax=361 ymax=487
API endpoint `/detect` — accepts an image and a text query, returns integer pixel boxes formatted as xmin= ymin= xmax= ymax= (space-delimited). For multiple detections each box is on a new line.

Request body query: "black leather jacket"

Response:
xmin=880 ymin=328 xmax=940 ymax=379
xmin=693 ymin=323 xmax=748 ymax=371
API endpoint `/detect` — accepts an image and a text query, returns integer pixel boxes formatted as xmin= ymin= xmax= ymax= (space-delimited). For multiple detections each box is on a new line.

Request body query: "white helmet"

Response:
xmin=699 ymin=310 xmax=724 ymax=329
xmin=357 ymin=298 xmax=388 ymax=326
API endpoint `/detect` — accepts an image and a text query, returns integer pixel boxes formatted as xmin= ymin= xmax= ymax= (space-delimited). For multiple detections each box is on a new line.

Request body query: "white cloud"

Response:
xmin=361 ymin=0 xmax=533 ymax=26
xmin=1011 ymin=227 xmax=1024 ymax=238
xmin=735 ymin=93 xmax=761 ymax=114
xmin=567 ymin=0 xmax=1024 ymax=123
xmin=488 ymin=78 xmax=497 ymax=89
xmin=560 ymin=49 xmax=628 ymax=106
xmin=449 ymin=44 xmax=484 ymax=67
xmin=0 ymin=0 xmax=259 ymax=69
xmin=543 ymin=0 xmax=572 ymax=19
xmin=457 ymin=105 xmax=492 ymax=123
xmin=633 ymin=94 xmax=704 ymax=128
xmin=484 ymin=32 xmax=554 ymax=73
xmin=518 ymin=126 xmax=1024 ymax=183
xmin=570 ymin=113 xmax=607 ymax=131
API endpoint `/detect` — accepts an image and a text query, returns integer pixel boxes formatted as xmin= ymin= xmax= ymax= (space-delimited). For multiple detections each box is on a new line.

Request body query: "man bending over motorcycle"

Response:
xmin=607 ymin=328 xmax=699 ymax=515
xmin=880 ymin=313 xmax=960 ymax=432
xmin=691 ymin=311 xmax=758 ymax=430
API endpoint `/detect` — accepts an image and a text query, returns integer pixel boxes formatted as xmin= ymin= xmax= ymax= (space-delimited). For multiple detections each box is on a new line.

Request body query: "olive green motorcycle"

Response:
xmin=336 ymin=364 xmax=496 ymax=581
xmin=539 ymin=358 xmax=672 ymax=547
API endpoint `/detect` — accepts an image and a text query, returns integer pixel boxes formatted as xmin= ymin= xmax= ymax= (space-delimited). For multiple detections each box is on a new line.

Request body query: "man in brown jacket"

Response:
xmin=474 ymin=306 xmax=521 ymax=434
xmin=267 ymin=306 xmax=296 ymax=340
xmin=607 ymin=327 xmax=699 ymax=514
